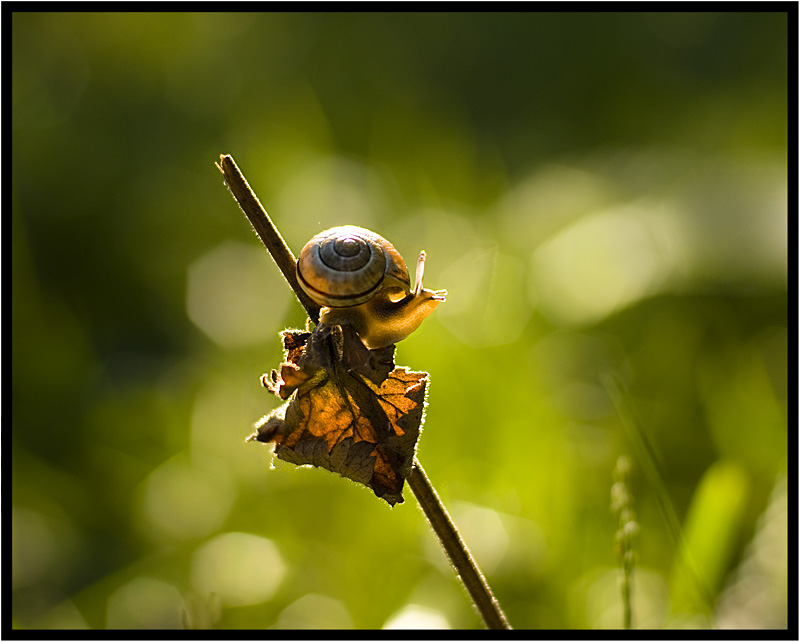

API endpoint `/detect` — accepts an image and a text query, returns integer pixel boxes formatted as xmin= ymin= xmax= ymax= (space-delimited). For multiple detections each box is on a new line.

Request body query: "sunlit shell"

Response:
xmin=297 ymin=226 xmax=409 ymax=307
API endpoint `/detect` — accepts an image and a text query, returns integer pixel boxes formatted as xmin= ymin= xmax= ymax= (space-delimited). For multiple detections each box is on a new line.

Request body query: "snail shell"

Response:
xmin=296 ymin=226 xmax=410 ymax=308
xmin=295 ymin=226 xmax=446 ymax=349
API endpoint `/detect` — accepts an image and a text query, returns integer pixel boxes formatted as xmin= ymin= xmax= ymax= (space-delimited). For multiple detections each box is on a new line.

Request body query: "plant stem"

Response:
xmin=612 ymin=455 xmax=636 ymax=630
xmin=408 ymin=460 xmax=511 ymax=629
xmin=218 ymin=153 xmax=511 ymax=630
xmin=604 ymin=375 xmax=714 ymax=611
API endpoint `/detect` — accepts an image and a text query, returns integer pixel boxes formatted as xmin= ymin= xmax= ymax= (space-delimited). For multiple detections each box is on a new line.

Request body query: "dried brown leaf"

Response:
xmin=250 ymin=324 xmax=427 ymax=505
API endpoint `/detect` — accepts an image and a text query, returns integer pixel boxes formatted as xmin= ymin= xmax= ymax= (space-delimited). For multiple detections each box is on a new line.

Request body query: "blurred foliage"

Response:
xmin=11 ymin=11 xmax=789 ymax=630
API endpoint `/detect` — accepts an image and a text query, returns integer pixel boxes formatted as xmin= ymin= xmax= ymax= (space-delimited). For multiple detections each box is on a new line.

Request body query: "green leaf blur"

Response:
xmin=11 ymin=11 xmax=789 ymax=630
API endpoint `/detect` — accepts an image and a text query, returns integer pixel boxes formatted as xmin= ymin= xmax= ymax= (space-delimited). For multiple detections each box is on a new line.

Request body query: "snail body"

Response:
xmin=296 ymin=226 xmax=446 ymax=349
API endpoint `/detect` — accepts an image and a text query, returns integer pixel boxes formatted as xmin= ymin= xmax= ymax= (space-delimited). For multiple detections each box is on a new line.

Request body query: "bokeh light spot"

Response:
xmin=451 ymin=502 xmax=509 ymax=575
xmin=191 ymin=532 xmax=286 ymax=607
xmin=383 ymin=604 xmax=451 ymax=629
xmin=106 ymin=576 xmax=184 ymax=629
xmin=187 ymin=241 xmax=291 ymax=348
xmin=140 ymin=453 xmax=235 ymax=542
xmin=274 ymin=593 xmax=353 ymax=629
xmin=531 ymin=202 xmax=682 ymax=325
xmin=274 ymin=156 xmax=384 ymax=248
xmin=438 ymin=247 xmax=531 ymax=347
xmin=12 ymin=506 xmax=57 ymax=590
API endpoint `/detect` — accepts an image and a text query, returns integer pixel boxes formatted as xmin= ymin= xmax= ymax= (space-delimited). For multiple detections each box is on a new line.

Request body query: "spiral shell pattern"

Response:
xmin=297 ymin=226 xmax=409 ymax=307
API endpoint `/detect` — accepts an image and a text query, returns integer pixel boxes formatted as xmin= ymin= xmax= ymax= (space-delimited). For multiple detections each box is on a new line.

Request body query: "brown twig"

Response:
xmin=407 ymin=460 xmax=511 ymax=629
xmin=218 ymin=153 xmax=511 ymax=630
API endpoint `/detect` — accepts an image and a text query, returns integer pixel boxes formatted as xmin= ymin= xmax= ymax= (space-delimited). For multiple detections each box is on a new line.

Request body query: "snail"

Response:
xmin=296 ymin=226 xmax=446 ymax=349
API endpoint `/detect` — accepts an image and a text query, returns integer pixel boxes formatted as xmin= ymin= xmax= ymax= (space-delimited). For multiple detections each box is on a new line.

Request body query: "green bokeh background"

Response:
xmin=11 ymin=11 xmax=789 ymax=630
